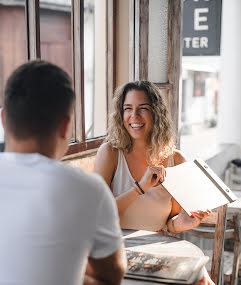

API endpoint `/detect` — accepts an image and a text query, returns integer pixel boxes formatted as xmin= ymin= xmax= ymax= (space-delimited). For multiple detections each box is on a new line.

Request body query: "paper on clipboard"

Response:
xmin=162 ymin=158 xmax=237 ymax=216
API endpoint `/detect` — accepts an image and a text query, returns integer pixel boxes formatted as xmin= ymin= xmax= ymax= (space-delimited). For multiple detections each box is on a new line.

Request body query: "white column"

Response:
xmin=217 ymin=0 xmax=241 ymax=146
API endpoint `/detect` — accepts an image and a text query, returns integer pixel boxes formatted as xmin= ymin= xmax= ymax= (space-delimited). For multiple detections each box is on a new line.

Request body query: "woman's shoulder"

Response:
xmin=96 ymin=142 xmax=119 ymax=166
xmin=97 ymin=142 xmax=118 ymax=156
xmin=172 ymin=149 xmax=187 ymax=165
xmin=94 ymin=142 xmax=119 ymax=185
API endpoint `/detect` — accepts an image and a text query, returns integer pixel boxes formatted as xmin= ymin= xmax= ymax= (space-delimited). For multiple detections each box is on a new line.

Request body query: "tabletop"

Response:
xmin=121 ymin=229 xmax=207 ymax=285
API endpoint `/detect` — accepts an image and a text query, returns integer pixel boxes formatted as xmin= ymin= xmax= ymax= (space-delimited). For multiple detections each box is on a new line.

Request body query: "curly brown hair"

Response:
xmin=106 ymin=81 xmax=176 ymax=165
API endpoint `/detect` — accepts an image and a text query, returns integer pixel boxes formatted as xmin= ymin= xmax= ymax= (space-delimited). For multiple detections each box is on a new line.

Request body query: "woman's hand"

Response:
xmin=138 ymin=165 xmax=166 ymax=191
xmin=189 ymin=209 xmax=212 ymax=228
xmin=170 ymin=209 xmax=212 ymax=233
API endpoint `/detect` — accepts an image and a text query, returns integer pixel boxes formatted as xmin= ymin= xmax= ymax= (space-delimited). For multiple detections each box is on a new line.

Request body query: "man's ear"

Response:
xmin=59 ymin=116 xmax=71 ymax=139
xmin=1 ymin=108 xmax=5 ymax=129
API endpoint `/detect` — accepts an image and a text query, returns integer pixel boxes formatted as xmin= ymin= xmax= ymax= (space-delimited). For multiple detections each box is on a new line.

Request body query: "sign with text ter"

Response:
xmin=183 ymin=0 xmax=222 ymax=56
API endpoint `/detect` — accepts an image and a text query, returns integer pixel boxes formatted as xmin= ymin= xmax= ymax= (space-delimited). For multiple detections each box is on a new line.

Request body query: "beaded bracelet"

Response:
xmin=134 ymin=181 xmax=145 ymax=195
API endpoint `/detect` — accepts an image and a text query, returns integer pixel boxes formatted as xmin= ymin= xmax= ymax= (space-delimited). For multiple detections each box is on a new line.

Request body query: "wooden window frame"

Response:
xmin=24 ymin=0 xmax=115 ymax=157
xmin=130 ymin=0 xmax=183 ymax=142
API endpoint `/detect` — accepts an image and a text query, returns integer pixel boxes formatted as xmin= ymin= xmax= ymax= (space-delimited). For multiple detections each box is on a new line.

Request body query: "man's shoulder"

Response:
xmin=0 ymin=152 xmax=111 ymax=201
xmin=55 ymin=162 xmax=110 ymax=196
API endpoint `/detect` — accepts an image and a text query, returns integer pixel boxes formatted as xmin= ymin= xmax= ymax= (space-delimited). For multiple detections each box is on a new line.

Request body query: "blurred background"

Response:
xmin=0 ymin=0 xmax=240 ymax=166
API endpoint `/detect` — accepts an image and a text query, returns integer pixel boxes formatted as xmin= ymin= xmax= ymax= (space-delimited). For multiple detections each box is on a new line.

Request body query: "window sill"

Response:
xmin=64 ymin=137 xmax=104 ymax=159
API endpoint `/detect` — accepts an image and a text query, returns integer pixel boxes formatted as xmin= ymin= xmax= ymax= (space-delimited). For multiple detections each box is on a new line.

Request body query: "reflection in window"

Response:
xmin=39 ymin=0 xmax=72 ymax=77
xmin=39 ymin=0 xmax=107 ymax=141
xmin=84 ymin=0 xmax=107 ymax=139
xmin=39 ymin=0 xmax=72 ymax=141
xmin=0 ymin=1 xmax=26 ymax=99
xmin=0 ymin=1 xmax=27 ymax=149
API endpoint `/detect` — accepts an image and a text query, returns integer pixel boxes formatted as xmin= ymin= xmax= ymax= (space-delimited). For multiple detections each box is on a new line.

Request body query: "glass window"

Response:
xmin=39 ymin=0 xmax=73 ymax=141
xmin=39 ymin=0 xmax=72 ymax=77
xmin=0 ymin=1 xmax=27 ymax=150
xmin=0 ymin=0 xmax=111 ymax=154
xmin=84 ymin=0 xmax=107 ymax=139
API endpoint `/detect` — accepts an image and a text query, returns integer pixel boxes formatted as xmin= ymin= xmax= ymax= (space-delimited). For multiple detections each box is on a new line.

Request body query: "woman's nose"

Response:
xmin=131 ymin=108 xmax=139 ymax=117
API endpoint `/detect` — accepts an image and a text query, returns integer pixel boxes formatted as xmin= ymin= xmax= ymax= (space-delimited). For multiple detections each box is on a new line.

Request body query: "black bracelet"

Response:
xmin=135 ymin=181 xmax=145 ymax=194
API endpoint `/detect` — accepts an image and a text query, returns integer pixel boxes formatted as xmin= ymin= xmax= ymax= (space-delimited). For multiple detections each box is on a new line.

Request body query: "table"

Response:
xmin=121 ymin=230 xmax=207 ymax=285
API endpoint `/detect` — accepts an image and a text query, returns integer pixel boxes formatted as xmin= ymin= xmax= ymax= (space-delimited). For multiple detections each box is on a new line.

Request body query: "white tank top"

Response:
xmin=111 ymin=150 xmax=175 ymax=231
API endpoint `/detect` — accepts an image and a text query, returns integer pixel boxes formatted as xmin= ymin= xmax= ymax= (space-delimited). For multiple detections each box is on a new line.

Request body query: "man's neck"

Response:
xmin=4 ymin=136 xmax=58 ymax=160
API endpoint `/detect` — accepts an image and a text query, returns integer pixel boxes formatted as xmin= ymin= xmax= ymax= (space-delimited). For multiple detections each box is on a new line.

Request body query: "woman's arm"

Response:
xmin=94 ymin=143 xmax=165 ymax=215
xmin=167 ymin=205 xmax=211 ymax=234
xmin=114 ymin=165 xmax=165 ymax=214
xmin=94 ymin=143 xmax=141 ymax=215
xmin=94 ymin=142 xmax=118 ymax=186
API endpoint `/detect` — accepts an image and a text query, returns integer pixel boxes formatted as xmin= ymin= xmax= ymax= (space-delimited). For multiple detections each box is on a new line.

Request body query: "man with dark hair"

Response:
xmin=0 ymin=60 xmax=126 ymax=285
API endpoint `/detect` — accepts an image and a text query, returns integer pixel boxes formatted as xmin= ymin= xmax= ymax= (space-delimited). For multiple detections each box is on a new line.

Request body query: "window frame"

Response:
xmin=130 ymin=0 xmax=183 ymax=145
xmin=25 ymin=0 xmax=115 ymax=156
xmin=24 ymin=0 xmax=182 ymax=154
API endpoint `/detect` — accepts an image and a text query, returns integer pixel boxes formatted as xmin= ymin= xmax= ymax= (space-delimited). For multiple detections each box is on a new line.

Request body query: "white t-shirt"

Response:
xmin=0 ymin=152 xmax=122 ymax=285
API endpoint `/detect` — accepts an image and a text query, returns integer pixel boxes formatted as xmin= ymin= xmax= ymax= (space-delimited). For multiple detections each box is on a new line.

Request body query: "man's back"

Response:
xmin=0 ymin=152 xmax=123 ymax=285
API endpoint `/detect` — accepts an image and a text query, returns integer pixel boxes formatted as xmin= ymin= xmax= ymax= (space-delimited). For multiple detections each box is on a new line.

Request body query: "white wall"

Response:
xmin=148 ymin=0 xmax=168 ymax=83
xmin=217 ymin=0 xmax=241 ymax=146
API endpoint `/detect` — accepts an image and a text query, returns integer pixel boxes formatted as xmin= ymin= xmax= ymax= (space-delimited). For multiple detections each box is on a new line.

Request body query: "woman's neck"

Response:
xmin=131 ymin=140 xmax=148 ymax=153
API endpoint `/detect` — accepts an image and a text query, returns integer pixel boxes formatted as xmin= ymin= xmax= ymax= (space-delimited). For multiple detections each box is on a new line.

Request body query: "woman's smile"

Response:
xmin=130 ymin=123 xmax=145 ymax=129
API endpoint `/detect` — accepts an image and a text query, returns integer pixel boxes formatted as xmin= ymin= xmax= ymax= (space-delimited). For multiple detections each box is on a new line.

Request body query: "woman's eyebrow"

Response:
xmin=123 ymin=103 xmax=151 ymax=106
xmin=139 ymin=103 xmax=151 ymax=106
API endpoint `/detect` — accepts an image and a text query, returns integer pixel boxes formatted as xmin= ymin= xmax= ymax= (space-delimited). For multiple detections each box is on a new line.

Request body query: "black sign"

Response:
xmin=183 ymin=0 xmax=222 ymax=56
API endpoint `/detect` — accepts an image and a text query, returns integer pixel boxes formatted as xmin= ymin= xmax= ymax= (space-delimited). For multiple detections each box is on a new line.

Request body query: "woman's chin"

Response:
xmin=129 ymin=134 xmax=148 ymax=141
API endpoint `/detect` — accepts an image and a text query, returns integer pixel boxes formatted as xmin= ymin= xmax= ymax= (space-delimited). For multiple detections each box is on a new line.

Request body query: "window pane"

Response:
xmin=180 ymin=69 xmax=219 ymax=159
xmin=0 ymin=2 xmax=27 ymax=150
xmin=39 ymin=0 xmax=73 ymax=141
xmin=39 ymin=0 xmax=72 ymax=77
xmin=84 ymin=0 xmax=107 ymax=139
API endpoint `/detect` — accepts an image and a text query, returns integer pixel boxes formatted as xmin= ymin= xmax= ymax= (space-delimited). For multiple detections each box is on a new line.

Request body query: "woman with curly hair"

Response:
xmin=94 ymin=80 xmax=211 ymax=234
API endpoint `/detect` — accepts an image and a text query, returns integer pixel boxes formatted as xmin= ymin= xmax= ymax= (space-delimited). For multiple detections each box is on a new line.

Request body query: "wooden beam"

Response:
xmin=72 ymin=0 xmax=85 ymax=142
xmin=63 ymin=148 xmax=98 ymax=161
xmin=129 ymin=0 xmax=135 ymax=81
xmin=135 ymin=0 xmax=149 ymax=80
xmin=66 ymin=138 xmax=104 ymax=156
xmin=230 ymin=213 xmax=241 ymax=285
xmin=155 ymin=83 xmax=173 ymax=90
xmin=167 ymin=0 xmax=183 ymax=136
xmin=25 ymin=0 xmax=41 ymax=59
xmin=106 ymin=0 xmax=115 ymax=119
xmin=211 ymin=205 xmax=227 ymax=285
